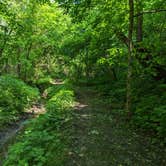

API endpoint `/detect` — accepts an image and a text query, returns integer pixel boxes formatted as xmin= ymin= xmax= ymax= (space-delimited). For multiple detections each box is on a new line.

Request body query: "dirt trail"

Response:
xmin=66 ymin=87 xmax=166 ymax=166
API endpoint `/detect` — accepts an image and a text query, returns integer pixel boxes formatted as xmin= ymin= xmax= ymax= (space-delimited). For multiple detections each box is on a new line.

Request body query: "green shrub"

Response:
xmin=43 ymin=81 xmax=73 ymax=99
xmin=44 ymin=84 xmax=66 ymax=99
xmin=35 ymin=76 xmax=53 ymax=92
xmin=132 ymin=80 xmax=166 ymax=138
xmin=0 ymin=75 xmax=40 ymax=127
xmin=4 ymin=85 xmax=74 ymax=166
xmin=4 ymin=113 xmax=71 ymax=166
xmin=95 ymin=80 xmax=126 ymax=109
xmin=46 ymin=89 xmax=74 ymax=112
xmin=151 ymin=106 xmax=166 ymax=137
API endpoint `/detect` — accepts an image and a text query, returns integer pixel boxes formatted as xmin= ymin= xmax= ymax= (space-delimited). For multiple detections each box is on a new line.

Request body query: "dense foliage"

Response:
xmin=57 ymin=0 xmax=166 ymax=138
xmin=0 ymin=0 xmax=71 ymax=81
xmin=0 ymin=0 xmax=166 ymax=165
xmin=3 ymin=84 xmax=74 ymax=166
xmin=0 ymin=75 xmax=39 ymax=128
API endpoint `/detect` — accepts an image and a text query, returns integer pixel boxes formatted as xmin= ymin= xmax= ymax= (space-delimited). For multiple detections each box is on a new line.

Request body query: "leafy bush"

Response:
xmin=132 ymin=79 xmax=166 ymax=138
xmin=4 ymin=85 xmax=74 ymax=166
xmin=3 ymin=113 xmax=71 ymax=166
xmin=35 ymin=76 xmax=53 ymax=92
xmin=46 ymin=89 xmax=74 ymax=111
xmin=151 ymin=106 xmax=166 ymax=137
xmin=0 ymin=75 xmax=39 ymax=127
xmin=43 ymin=81 xmax=73 ymax=99
xmin=95 ymin=80 xmax=126 ymax=109
xmin=44 ymin=84 xmax=66 ymax=99
xmin=95 ymin=76 xmax=166 ymax=139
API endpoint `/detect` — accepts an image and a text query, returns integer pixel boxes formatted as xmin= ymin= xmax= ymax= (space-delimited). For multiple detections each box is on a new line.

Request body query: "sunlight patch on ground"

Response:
xmin=74 ymin=102 xmax=88 ymax=110
xmin=80 ymin=114 xmax=91 ymax=118
xmin=26 ymin=105 xmax=46 ymax=116
xmin=50 ymin=79 xmax=64 ymax=85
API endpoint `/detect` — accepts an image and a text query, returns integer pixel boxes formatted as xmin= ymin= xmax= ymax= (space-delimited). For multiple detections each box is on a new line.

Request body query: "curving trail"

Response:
xmin=66 ymin=87 xmax=166 ymax=166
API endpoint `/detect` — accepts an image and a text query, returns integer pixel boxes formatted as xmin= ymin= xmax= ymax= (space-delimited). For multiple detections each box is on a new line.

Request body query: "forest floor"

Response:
xmin=66 ymin=87 xmax=166 ymax=166
xmin=0 ymin=86 xmax=165 ymax=165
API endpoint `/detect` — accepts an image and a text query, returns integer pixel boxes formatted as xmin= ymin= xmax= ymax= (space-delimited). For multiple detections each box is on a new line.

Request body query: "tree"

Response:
xmin=0 ymin=0 xmax=71 ymax=81
xmin=126 ymin=0 xmax=134 ymax=115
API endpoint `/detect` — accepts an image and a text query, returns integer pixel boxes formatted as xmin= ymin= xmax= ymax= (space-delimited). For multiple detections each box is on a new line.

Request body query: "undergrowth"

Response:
xmin=0 ymin=75 xmax=39 ymax=128
xmin=3 ymin=83 xmax=74 ymax=166
xmin=94 ymin=76 xmax=166 ymax=141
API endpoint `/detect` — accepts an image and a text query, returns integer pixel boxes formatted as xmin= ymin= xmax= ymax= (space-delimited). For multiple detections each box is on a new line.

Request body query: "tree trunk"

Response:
xmin=136 ymin=0 xmax=143 ymax=42
xmin=126 ymin=0 xmax=134 ymax=116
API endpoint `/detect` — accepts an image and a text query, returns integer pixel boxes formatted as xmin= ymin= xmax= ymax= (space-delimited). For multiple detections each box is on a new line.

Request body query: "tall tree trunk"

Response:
xmin=136 ymin=0 xmax=143 ymax=42
xmin=126 ymin=0 xmax=134 ymax=116
xmin=112 ymin=68 xmax=117 ymax=81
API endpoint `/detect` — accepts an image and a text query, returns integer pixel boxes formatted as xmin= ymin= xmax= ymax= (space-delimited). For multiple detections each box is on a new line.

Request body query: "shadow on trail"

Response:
xmin=66 ymin=87 xmax=166 ymax=166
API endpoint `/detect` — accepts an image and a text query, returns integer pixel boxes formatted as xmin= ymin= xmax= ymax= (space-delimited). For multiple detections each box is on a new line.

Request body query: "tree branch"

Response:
xmin=134 ymin=9 xmax=166 ymax=17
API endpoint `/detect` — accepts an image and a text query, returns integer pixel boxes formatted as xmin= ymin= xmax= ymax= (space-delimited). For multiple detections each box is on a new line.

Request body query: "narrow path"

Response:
xmin=66 ymin=87 xmax=166 ymax=166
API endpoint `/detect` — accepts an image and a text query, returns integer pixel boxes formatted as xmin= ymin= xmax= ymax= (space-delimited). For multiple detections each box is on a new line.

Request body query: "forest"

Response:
xmin=0 ymin=0 xmax=166 ymax=165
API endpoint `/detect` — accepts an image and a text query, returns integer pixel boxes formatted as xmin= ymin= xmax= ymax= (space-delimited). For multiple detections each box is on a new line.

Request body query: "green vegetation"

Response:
xmin=3 ymin=84 xmax=74 ymax=166
xmin=0 ymin=75 xmax=39 ymax=128
xmin=0 ymin=0 xmax=165 ymax=165
xmin=132 ymin=79 xmax=166 ymax=137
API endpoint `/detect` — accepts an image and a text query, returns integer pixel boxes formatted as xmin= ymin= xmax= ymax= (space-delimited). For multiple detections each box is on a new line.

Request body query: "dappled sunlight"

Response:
xmin=26 ymin=105 xmax=46 ymax=116
xmin=74 ymin=102 xmax=88 ymax=110
xmin=50 ymin=79 xmax=64 ymax=85
xmin=80 ymin=114 xmax=91 ymax=119
xmin=31 ymin=105 xmax=46 ymax=115
xmin=0 ymin=0 xmax=165 ymax=165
